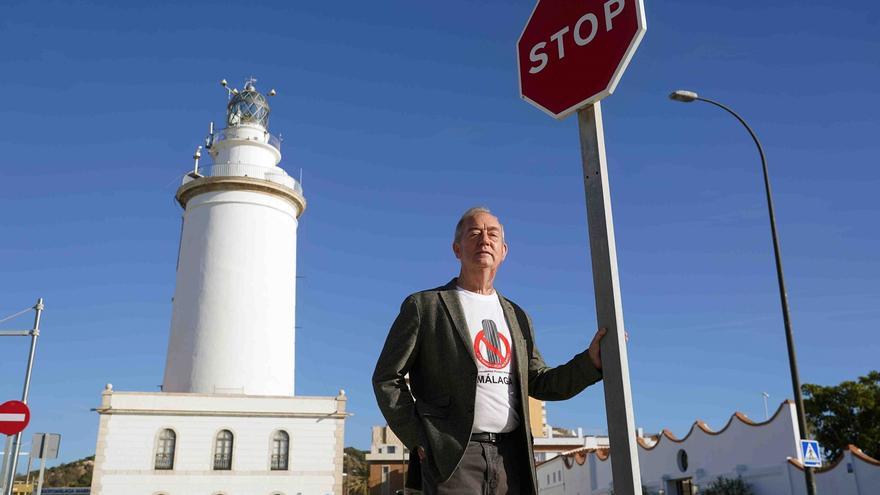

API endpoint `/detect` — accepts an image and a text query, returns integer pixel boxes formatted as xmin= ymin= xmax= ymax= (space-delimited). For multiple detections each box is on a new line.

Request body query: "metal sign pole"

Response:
xmin=24 ymin=450 xmax=33 ymax=486
xmin=35 ymin=456 xmax=46 ymax=495
xmin=0 ymin=437 xmax=9 ymax=492
xmin=34 ymin=435 xmax=47 ymax=495
xmin=3 ymin=298 xmax=43 ymax=495
xmin=577 ymin=102 xmax=642 ymax=495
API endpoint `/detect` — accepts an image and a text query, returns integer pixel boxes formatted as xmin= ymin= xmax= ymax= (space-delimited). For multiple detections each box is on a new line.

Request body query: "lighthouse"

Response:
xmin=163 ymin=78 xmax=305 ymax=396
xmin=90 ymin=80 xmax=345 ymax=495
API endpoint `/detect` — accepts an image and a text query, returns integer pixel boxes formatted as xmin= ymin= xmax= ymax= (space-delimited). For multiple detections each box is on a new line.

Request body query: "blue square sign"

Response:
xmin=800 ymin=439 xmax=822 ymax=468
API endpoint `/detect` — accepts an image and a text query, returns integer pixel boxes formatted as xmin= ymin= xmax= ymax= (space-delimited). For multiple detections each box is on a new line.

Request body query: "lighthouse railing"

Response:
xmin=208 ymin=128 xmax=282 ymax=153
xmin=182 ymin=163 xmax=302 ymax=194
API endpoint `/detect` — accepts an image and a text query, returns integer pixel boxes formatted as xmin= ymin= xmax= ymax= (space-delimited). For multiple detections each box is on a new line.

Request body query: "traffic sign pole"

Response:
xmin=0 ymin=437 xmax=9 ymax=492
xmin=3 ymin=299 xmax=43 ymax=495
xmin=30 ymin=433 xmax=59 ymax=495
xmin=517 ymin=1 xmax=645 ymax=491
xmin=577 ymin=102 xmax=642 ymax=495
xmin=35 ymin=438 xmax=47 ymax=495
xmin=36 ymin=456 xmax=46 ymax=495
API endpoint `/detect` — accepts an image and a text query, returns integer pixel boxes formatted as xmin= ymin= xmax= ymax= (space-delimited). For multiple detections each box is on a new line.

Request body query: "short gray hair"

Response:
xmin=454 ymin=206 xmax=505 ymax=243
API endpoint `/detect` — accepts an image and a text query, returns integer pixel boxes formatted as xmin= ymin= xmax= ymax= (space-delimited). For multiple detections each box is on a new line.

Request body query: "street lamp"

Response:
xmin=669 ymin=90 xmax=817 ymax=495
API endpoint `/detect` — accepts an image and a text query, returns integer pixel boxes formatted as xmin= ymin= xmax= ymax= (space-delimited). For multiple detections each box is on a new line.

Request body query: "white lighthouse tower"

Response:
xmin=163 ymin=78 xmax=305 ymax=396
xmin=90 ymin=80 xmax=346 ymax=495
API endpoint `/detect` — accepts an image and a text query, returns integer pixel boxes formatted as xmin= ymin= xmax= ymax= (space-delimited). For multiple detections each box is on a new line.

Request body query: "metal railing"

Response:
xmin=270 ymin=453 xmax=288 ymax=471
xmin=213 ymin=453 xmax=232 ymax=470
xmin=184 ymin=163 xmax=302 ymax=194
xmin=154 ymin=453 xmax=173 ymax=470
xmin=268 ymin=133 xmax=282 ymax=151
xmin=208 ymin=128 xmax=282 ymax=153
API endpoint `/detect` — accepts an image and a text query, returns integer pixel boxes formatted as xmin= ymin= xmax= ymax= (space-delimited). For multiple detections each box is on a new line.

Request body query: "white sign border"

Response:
xmin=800 ymin=439 xmax=823 ymax=468
xmin=517 ymin=0 xmax=648 ymax=120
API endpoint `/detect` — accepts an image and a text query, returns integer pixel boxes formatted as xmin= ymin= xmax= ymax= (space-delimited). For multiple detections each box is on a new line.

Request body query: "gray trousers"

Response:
xmin=420 ymin=437 xmax=523 ymax=495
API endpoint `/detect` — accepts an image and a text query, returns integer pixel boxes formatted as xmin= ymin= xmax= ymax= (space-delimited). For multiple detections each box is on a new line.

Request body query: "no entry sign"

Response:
xmin=517 ymin=0 xmax=646 ymax=119
xmin=0 ymin=400 xmax=30 ymax=436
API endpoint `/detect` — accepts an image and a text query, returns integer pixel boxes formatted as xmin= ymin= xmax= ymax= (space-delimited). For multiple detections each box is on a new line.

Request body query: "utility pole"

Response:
xmin=0 ymin=299 xmax=44 ymax=495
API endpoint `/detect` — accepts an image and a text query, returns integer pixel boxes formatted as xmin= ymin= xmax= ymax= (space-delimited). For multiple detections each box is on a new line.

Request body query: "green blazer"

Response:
xmin=372 ymin=279 xmax=603 ymax=493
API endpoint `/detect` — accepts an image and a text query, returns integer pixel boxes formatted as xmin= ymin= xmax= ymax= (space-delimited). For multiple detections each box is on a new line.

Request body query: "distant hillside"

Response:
xmin=343 ymin=447 xmax=369 ymax=495
xmin=16 ymin=455 xmax=93 ymax=488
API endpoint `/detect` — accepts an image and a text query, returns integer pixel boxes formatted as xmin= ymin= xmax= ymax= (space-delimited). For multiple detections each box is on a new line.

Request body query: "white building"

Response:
xmin=533 ymin=426 xmax=609 ymax=464
xmin=536 ymin=401 xmax=880 ymax=495
xmin=528 ymin=399 xmax=609 ymax=463
xmin=90 ymin=79 xmax=346 ymax=495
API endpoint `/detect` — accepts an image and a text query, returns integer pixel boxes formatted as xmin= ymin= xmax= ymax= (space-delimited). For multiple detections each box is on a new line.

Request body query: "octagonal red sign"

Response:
xmin=518 ymin=0 xmax=646 ymax=119
xmin=0 ymin=400 xmax=30 ymax=436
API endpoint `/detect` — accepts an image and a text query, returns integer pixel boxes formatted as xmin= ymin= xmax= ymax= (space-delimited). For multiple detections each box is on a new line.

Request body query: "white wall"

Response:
xmin=787 ymin=447 xmax=880 ymax=495
xmin=163 ymin=188 xmax=300 ymax=396
xmin=851 ymin=448 xmax=880 ymax=494
xmin=537 ymin=455 xmax=566 ymax=495
xmin=210 ymin=124 xmax=281 ymax=168
xmin=535 ymin=402 xmax=880 ymax=495
xmin=91 ymin=391 xmax=345 ymax=495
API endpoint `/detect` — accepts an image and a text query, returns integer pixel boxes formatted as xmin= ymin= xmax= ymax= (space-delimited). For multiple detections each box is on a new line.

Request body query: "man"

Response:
xmin=373 ymin=207 xmax=608 ymax=494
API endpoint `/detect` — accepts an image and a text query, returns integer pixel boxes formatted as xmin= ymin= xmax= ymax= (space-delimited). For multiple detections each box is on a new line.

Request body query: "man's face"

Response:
xmin=453 ymin=212 xmax=508 ymax=271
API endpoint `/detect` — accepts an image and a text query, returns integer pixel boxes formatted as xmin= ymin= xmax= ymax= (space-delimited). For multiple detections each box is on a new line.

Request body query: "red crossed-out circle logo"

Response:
xmin=473 ymin=319 xmax=512 ymax=369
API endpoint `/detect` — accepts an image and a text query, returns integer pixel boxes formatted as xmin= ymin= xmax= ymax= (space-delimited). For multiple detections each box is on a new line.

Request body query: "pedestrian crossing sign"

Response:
xmin=800 ymin=439 xmax=822 ymax=468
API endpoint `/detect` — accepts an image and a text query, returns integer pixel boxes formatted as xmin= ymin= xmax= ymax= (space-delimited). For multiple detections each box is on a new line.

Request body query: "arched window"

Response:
xmin=154 ymin=429 xmax=176 ymax=470
xmin=213 ymin=430 xmax=234 ymax=470
xmin=270 ymin=430 xmax=289 ymax=470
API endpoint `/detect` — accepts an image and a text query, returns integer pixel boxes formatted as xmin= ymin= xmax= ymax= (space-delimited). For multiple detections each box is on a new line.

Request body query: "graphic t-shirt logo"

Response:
xmin=473 ymin=319 xmax=511 ymax=369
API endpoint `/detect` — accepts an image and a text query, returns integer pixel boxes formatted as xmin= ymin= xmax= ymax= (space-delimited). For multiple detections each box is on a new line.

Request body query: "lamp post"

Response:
xmin=669 ymin=90 xmax=817 ymax=495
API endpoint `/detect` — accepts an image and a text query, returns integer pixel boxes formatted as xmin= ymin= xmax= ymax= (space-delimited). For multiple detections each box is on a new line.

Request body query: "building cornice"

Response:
xmin=787 ymin=444 xmax=880 ymax=472
xmin=93 ymin=408 xmax=346 ymax=419
xmin=176 ymin=176 xmax=306 ymax=217
xmin=636 ymin=400 xmax=795 ymax=451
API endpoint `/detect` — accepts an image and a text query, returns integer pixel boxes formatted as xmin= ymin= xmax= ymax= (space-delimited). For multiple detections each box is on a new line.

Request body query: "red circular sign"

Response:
xmin=0 ymin=400 xmax=30 ymax=436
xmin=473 ymin=330 xmax=512 ymax=369
xmin=518 ymin=0 xmax=647 ymax=119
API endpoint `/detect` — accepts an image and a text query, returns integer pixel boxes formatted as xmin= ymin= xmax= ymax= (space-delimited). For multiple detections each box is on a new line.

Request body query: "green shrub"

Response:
xmin=608 ymin=485 xmax=659 ymax=495
xmin=701 ymin=476 xmax=754 ymax=495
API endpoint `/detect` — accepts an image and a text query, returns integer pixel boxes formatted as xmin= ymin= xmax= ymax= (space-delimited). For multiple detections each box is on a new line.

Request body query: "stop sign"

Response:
xmin=0 ymin=400 xmax=30 ymax=436
xmin=518 ymin=0 xmax=646 ymax=119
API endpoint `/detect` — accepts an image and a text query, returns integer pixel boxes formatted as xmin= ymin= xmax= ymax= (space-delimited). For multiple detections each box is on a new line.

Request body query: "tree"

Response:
xmin=802 ymin=370 xmax=880 ymax=460
xmin=344 ymin=446 xmax=369 ymax=495
xmin=701 ymin=476 xmax=754 ymax=495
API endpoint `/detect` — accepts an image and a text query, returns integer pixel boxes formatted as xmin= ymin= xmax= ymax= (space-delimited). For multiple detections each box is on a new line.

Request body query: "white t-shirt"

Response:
xmin=456 ymin=286 xmax=521 ymax=433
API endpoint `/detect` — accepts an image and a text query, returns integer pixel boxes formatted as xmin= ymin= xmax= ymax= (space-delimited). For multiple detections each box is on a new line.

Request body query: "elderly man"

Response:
xmin=373 ymin=207 xmax=607 ymax=494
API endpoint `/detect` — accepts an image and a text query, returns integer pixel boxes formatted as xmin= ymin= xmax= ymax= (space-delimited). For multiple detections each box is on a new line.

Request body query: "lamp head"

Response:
xmin=669 ymin=90 xmax=699 ymax=102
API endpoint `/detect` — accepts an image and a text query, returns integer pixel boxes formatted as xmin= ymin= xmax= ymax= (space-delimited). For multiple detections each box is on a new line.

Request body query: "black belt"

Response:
xmin=471 ymin=432 xmax=507 ymax=443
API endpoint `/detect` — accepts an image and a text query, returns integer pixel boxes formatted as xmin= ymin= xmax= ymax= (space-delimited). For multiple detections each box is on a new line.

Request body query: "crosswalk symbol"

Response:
xmin=800 ymin=439 xmax=822 ymax=468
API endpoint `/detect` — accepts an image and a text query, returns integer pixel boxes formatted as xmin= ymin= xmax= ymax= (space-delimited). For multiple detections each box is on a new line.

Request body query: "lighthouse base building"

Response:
xmin=91 ymin=390 xmax=346 ymax=495
xmin=90 ymin=79 xmax=346 ymax=495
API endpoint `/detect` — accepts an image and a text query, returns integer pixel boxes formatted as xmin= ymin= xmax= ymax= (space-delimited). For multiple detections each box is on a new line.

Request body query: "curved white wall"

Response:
xmin=162 ymin=188 xmax=300 ymax=396
xmin=211 ymin=124 xmax=281 ymax=166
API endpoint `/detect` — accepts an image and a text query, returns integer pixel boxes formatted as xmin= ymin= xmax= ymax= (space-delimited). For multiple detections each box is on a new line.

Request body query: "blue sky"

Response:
xmin=1 ymin=0 xmax=878 ymax=467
